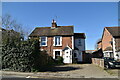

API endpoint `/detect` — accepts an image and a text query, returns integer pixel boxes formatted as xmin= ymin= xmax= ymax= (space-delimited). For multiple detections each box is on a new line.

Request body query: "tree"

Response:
xmin=2 ymin=14 xmax=24 ymax=45
xmin=95 ymin=38 xmax=102 ymax=50
xmin=2 ymin=14 xmax=23 ymax=33
xmin=2 ymin=14 xmax=25 ymax=71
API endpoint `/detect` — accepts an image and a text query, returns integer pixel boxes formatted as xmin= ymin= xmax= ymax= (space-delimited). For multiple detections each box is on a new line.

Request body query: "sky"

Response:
xmin=2 ymin=2 xmax=118 ymax=50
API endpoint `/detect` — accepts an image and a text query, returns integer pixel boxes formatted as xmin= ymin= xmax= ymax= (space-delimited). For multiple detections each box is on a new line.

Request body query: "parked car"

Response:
xmin=102 ymin=57 xmax=120 ymax=69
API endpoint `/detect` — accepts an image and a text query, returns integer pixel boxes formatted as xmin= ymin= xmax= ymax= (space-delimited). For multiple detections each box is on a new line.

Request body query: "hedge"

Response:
xmin=2 ymin=39 xmax=54 ymax=72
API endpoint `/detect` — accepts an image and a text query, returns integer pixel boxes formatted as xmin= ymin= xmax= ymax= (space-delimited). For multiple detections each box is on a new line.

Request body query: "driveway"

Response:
xmin=105 ymin=68 xmax=120 ymax=77
xmin=36 ymin=64 xmax=118 ymax=78
xmin=2 ymin=64 xmax=119 ymax=78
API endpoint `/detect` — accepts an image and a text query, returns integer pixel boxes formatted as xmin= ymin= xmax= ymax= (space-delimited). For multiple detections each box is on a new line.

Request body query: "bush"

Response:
xmin=55 ymin=56 xmax=64 ymax=64
xmin=2 ymin=39 xmax=39 ymax=72
xmin=2 ymin=38 xmax=55 ymax=72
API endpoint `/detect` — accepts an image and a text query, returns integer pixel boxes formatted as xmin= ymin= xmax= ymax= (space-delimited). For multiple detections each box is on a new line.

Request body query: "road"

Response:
xmin=1 ymin=78 xmax=120 ymax=80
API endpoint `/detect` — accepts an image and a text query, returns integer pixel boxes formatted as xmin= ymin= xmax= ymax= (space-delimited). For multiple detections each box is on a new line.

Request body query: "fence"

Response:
xmin=92 ymin=58 xmax=104 ymax=68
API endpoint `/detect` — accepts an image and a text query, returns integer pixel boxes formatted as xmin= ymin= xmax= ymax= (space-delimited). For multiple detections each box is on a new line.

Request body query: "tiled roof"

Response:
xmin=74 ymin=33 xmax=86 ymax=39
xmin=104 ymin=47 xmax=112 ymax=51
xmin=106 ymin=27 xmax=120 ymax=37
xmin=29 ymin=26 xmax=74 ymax=37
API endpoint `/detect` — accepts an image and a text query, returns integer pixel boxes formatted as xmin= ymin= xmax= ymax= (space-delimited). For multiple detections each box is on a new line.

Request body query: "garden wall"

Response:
xmin=92 ymin=58 xmax=104 ymax=68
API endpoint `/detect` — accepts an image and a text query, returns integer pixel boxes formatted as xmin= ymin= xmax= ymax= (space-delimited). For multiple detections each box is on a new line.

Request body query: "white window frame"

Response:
xmin=40 ymin=36 xmax=47 ymax=46
xmin=103 ymin=51 xmax=113 ymax=58
xmin=72 ymin=36 xmax=74 ymax=49
xmin=53 ymin=49 xmax=62 ymax=59
xmin=53 ymin=36 xmax=62 ymax=46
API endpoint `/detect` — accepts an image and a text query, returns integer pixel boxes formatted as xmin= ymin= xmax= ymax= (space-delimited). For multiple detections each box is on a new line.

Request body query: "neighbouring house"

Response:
xmin=98 ymin=27 xmax=120 ymax=60
xmin=29 ymin=20 xmax=86 ymax=63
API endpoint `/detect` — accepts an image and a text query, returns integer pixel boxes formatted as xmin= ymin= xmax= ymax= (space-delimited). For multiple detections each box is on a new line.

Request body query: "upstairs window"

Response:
xmin=54 ymin=36 xmax=62 ymax=46
xmin=78 ymin=39 xmax=82 ymax=46
xmin=40 ymin=36 xmax=47 ymax=46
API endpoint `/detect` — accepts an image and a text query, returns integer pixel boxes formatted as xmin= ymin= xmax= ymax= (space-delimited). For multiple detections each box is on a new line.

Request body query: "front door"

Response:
xmin=63 ymin=50 xmax=72 ymax=63
xmin=55 ymin=51 xmax=60 ymax=60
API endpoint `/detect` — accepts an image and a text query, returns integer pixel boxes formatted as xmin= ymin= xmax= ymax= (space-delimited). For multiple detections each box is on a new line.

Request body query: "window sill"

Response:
xmin=54 ymin=45 xmax=62 ymax=47
xmin=40 ymin=45 xmax=47 ymax=47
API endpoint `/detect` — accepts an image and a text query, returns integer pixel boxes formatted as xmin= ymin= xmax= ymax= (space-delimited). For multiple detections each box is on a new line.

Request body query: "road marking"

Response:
xmin=26 ymin=76 xmax=31 ymax=78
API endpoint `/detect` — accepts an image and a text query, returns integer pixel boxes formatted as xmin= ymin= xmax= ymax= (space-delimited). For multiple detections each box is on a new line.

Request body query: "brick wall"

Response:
xmin=92 ymin=58 xmax=104 ymax=68
xmin=102 ymin=28 xmax=113 ymax=51
xmin=40 ymin=36 xmax=72 ymax=57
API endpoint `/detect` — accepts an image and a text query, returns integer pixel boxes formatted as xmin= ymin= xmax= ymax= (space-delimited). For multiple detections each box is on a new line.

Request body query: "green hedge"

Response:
xmin=2 ymin=39 xmax=54 ymax=72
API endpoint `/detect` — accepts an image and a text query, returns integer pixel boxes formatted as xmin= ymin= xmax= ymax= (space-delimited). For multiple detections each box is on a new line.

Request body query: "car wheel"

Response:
xmin=105 ymin=65 xmax=109 ymax=69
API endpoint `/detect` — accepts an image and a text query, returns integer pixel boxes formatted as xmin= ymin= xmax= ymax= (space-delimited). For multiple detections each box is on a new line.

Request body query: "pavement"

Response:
xmin=1 ymin=64 xmax=120 ymax=79
xmin=1 ymin=78 xmax=120 ymax=80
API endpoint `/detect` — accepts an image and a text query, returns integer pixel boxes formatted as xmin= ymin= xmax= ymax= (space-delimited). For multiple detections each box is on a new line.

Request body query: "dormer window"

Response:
xmin=40 ymin=36 xmax=47 ymax=46
xmin=54 ymin=36 xmax=62 ymax=46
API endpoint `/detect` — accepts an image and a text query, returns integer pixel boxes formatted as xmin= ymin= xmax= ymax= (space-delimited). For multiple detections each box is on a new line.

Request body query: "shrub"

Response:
xmin=2 ymin=38 xmax=55 ymax=72
xmin=2 ymin=39 xmax=39 ymax=72
xmin=55 ymin=56 xmax=64 ymax=64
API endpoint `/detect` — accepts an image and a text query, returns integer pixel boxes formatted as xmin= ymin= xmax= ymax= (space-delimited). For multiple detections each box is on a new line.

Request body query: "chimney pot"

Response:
xmin=52 ymin=19 xmax=57 ymax=28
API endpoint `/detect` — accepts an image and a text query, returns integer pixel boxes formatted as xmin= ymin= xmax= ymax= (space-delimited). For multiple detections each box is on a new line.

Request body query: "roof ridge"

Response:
xmin=105 ymin=26 xmax=120 ymax=28
xmin=35 ymin=26 xmax=74 ymax=28
xmin=74 ymin=33 xmax=85 ymax=34
xmin=36 ymin=27 xmax=51 ymax=28
xmin=58 ymin=25 xmax=74 ymax=27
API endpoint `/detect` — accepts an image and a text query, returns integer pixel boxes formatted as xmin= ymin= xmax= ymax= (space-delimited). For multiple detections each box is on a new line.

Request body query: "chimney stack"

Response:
xmin=52 ymin=19 xmax=57 ymax=28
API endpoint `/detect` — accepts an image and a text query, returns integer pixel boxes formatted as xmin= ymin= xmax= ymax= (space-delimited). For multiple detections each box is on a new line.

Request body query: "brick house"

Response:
xmin=97 ymin=27 xmax=120 ymax=60
xmin=29 ymin=20 xmax=86 ymax=63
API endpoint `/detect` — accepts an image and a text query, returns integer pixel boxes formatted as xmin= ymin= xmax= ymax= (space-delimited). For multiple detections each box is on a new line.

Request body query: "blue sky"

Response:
xmin=2 ymin=2 xmax=118 ymax=50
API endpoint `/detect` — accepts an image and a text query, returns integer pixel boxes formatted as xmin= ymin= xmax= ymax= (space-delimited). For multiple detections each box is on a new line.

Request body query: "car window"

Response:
xmin=103 ymin=57 xmax=114 ymax=60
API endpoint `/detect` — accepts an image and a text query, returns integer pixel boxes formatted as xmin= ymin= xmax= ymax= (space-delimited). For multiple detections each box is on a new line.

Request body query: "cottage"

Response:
xmin=29 ymin=20 xmax=86 ymax=63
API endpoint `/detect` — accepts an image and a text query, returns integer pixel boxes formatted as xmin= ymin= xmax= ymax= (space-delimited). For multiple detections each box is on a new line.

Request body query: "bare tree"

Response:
xmin=2 ymin=14 xmax=25 ymax=43
xmin=2 ymin=14 xmax=24 ymax=33
xmin=95 ymin=38 xmax=101 ymax=50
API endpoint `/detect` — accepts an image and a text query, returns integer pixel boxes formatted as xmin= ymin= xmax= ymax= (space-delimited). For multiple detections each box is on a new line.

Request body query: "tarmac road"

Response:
xmin=1 ymin=74 xmax=120 ymax=80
